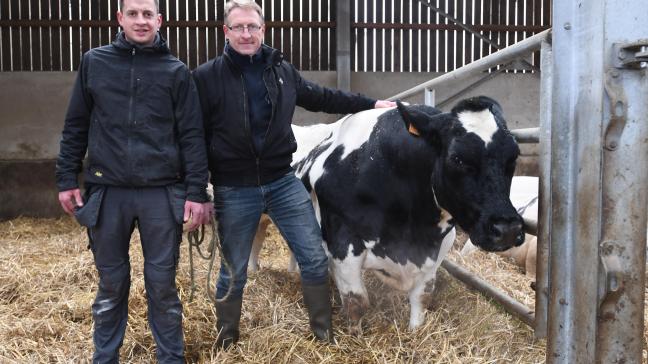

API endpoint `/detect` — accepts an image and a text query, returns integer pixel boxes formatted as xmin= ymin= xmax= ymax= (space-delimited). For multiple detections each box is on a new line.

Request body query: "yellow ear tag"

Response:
xmin=94 ymin=171 xmax=103 ymax=177
xmin=408 ymin=124 xmax=420 ymax=136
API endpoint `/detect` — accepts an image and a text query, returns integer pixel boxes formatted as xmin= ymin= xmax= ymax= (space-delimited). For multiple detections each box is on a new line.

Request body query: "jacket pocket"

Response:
xmin=166 ymin=183 xmax=187 ymax=225
xmin=74 ymin=185 xmax=106 ymax=228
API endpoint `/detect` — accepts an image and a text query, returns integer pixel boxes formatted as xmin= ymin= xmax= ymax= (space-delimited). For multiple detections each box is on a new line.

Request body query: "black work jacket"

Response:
xmin=56 ymin=33 xmax=209 ymax=202
xmin=192 ymin=44 xmax=376 ymax=187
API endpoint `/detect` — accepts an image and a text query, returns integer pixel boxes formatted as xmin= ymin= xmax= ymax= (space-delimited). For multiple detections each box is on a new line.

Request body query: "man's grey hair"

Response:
xmin=224 ymin=0 xmax=264 ymax=26
xmin=119 ymin=0 xmax=160 ymax=13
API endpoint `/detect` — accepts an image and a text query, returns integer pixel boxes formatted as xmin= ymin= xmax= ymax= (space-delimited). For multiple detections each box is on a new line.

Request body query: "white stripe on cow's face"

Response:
xmin=308 ymin=108 xmax=391 ymax=184
xmin=457 ymin=109 xmax=499 ymax=146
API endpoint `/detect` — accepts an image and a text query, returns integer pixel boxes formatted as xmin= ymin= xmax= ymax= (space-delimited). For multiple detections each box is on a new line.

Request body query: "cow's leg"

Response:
xmin=407 ymin=278 xmax=430 ymax=330
xmin=330 ymin=250 xmax=369 ymax=335
xmin=248 ymin=215 xmax=272 ymax=273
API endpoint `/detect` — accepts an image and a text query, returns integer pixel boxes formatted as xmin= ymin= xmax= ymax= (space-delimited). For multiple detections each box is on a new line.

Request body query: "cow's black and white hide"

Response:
xmin=290 ymin=96 xmax=524 ymax=330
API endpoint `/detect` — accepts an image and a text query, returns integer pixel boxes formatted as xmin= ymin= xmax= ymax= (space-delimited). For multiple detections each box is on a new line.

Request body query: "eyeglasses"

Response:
xmin=227 ymin=24 xmax=262 ymax=34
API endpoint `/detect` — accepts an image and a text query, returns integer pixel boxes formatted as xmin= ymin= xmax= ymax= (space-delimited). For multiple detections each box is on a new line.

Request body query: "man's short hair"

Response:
xmin=224 ymin=0 xmax=264 ymax=26
xmin=120 ymin=0 xmax=160 ymax=13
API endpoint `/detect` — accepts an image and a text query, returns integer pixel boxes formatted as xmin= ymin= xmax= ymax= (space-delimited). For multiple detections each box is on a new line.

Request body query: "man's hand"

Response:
xmin=374 ymin=100 xmax=397 ymax=108
xmin=183 ymin=200 xmax=207 ymax=231
xmin=202 ymin=202 xmax=214 ymax=224
xmin=59 ymin=188 xmax=83 ymax=216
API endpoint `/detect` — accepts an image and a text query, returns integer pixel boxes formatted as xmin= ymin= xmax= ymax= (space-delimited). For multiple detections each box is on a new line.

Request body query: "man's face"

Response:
xmin=117 ymin=0 xmax=162 ymax=46
xmin=224 ymin=7 xmax=265 ymax=55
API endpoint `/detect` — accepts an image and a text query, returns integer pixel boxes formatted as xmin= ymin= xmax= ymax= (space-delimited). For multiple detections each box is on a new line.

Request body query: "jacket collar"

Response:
xmin=112 ymin=31 xmax=170 ymax=53
xmin=223 ymin=42 xmax=283 ymax=69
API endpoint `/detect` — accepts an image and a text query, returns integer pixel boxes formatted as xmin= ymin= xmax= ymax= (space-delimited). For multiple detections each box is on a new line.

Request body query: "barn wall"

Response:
xmin=0 ymin=71 xmax=539 ymax=220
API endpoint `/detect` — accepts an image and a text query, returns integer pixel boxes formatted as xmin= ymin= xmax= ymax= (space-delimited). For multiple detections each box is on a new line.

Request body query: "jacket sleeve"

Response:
xmin=55 ymin=54 xmax=93 ymax=192
xmin=191 ymin=67 xmax=213 ymax=152
xmin=174 ymin=66 xmax=209 ymax=203
xmin=293 ymin=65 xmax=376 ymax=114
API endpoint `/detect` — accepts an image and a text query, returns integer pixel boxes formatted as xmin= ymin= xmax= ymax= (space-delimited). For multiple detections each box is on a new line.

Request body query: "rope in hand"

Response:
xmin=186 ymin=214 xmax=234 ymax=304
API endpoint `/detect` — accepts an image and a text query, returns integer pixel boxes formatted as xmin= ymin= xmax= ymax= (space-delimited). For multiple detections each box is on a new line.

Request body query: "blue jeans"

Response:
xmin=214 ymin=173 xmax=329 ymax=299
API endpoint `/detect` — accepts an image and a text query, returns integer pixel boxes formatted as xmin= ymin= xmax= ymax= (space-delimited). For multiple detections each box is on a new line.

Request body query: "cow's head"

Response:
xmin=396 ymin=96 xmax=524 ymax=252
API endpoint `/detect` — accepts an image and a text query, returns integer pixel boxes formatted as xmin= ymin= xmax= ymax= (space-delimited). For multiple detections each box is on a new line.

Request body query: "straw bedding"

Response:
xmin=1 ymin=216 xmax=636 ymax=363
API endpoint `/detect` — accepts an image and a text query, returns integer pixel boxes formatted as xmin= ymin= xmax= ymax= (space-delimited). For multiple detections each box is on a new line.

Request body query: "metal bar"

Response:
xmin=594 ymin=1 xmax=648 ymax=361
xmin=336 ymin=0 xmax=350 ymax=91
xmin=435 ymin=67 xmax=505 ymax=108
xmin=534 ymin=39 xmax=552 ymax=340
xmin=523 ymin=217 xmax=537 ymax=236
xmin=416 ymin=0 xmax=503 ymax=51
xmin=389 ymin=29 xmax=550 ymax=101
xmin=424 ymin=88 xmax=435 ymax=106
xmin=511 ymin=127 xmax=539 ymax=143
xmin=442 ymin=260 xmax=535 ymax=327
xmin=322 ymin=0 xmax=331 ymax=70
xmin=546 ymin=0 xmax=606 ymax=362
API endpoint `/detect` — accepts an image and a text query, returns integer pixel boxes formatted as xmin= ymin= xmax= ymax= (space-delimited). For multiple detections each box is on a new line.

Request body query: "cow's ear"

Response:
xmin=396 ymin=101 xmax=447 ymax=142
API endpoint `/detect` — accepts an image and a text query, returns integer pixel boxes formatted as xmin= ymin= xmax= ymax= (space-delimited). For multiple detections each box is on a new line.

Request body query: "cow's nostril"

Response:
xmin=491 ymin=223 xmax=505 ymax=237
xmin=491 ymin=221 xmax=523 ymax=242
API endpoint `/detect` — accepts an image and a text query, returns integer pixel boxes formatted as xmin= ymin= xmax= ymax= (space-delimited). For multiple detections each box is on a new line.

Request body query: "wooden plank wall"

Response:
xmin=0 ymin=0 xmax=550 ymax=72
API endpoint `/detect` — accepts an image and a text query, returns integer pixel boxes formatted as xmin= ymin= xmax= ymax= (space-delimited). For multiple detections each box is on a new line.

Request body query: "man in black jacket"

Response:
xmin=56 ymin=0 xmax=208 ymax=362
xmin=193 ymin=0 xmax=395 ymax=348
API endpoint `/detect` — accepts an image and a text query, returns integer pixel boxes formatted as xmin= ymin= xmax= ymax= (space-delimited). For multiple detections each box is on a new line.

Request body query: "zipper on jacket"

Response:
xmin=260 ymin=66 xmax=276 ymax=156
xmin=240 ymin=75 xmax=262 ymax=186
xmin=127 ymin=47 xmax=136 ymax=184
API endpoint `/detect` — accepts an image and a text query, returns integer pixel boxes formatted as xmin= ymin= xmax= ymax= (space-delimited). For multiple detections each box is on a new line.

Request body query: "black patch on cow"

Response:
xmin=313 ymin=109 xmax=451 ymax=267
xmin=294 ymin=140 xmax=332 ymax=192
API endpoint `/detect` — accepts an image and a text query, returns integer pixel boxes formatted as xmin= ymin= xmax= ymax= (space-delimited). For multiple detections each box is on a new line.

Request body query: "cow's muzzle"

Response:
xmin=489 ymin=219 xmax=525 ymax=249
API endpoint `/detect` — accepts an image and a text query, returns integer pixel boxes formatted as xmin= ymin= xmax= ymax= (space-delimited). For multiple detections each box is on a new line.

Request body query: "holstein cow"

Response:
xmin=291 ymin=96 xmax=525 ymax=330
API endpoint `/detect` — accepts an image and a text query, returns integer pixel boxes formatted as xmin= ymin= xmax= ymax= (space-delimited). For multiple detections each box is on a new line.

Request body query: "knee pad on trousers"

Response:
xmin=92 ymin=264 xmax=130 ymax=323
xmin=144 ymin=264 xmax=182 ymax=317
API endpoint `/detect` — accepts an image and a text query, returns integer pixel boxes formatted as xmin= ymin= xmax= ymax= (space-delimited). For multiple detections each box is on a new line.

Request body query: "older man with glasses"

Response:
xmin=193 ymin=0 xmax=395 ymax=348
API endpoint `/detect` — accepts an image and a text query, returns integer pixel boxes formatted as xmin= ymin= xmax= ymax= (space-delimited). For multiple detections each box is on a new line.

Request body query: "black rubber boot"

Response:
xmin=302 ymin=282 xmax=333 ymax=342
xmin=215 ymin=296 xmax=242 ymax=350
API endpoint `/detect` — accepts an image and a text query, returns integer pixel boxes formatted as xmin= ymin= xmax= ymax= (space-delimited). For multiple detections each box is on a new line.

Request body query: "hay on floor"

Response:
xmin=2 ymin=216 xmax=552 ymax=363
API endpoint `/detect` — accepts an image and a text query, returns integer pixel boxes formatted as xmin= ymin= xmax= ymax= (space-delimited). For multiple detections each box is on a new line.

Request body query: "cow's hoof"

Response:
xmin=343 ymin=292 xmax=368 ymax=322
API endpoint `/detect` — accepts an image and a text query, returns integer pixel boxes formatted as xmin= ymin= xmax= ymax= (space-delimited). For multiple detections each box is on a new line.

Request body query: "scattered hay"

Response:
xmin=1 ymin=217 xmax=550 ymax=363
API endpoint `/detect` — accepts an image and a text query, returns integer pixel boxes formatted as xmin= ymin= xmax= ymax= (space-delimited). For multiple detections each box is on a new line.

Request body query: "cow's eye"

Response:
xmin=453 ymin=155 xmax=464 ymax=166
xmin=450 ymin=155 xmax=476 ymax=173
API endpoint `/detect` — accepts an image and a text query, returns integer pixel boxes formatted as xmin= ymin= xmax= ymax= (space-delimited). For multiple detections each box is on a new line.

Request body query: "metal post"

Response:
xmin=534 ymin=39 xmax=552 ymax=340
xmin=546 ymin=1 xmax=606 ymax=362
xmin=595 ymin=0 xmax=648 ymax=361
xmin=424 ymin=88 xmax=435 ymax=106
xmin=336 ymin=0 xmax=351 ymax=92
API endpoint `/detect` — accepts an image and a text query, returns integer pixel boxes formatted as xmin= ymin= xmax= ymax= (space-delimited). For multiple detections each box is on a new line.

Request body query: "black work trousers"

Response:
xmin=88 ymin=186 xmax=184 ymax=364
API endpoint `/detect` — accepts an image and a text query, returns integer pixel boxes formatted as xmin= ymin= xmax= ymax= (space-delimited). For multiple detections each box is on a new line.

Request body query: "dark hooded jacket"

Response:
xmin=192 ymin=44 xmax=377 ymax=187
xmin=56 ymin=32 xmax=209 ymax=202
